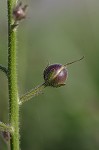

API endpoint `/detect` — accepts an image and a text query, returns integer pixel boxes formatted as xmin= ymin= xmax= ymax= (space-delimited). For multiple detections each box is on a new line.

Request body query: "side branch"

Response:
xmin=0 ymin=65 xmax=8 ymax=76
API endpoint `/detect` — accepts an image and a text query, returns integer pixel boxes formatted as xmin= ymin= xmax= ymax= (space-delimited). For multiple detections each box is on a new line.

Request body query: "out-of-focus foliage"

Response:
xmin=0 ymin=0 xmax=99 ymax=149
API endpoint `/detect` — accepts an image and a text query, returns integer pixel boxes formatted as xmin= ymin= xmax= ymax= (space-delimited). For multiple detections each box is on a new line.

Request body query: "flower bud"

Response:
xmin=13 ymin=2 xmax=28 ymax=21
xmin=1 ymin=131 xmax=10 ymax=142
xmin=43 ymin=64 xmax=68 ymax=87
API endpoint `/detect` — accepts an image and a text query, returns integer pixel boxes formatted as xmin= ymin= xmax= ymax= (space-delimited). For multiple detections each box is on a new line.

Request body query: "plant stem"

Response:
xmin=7 ymin=0 xmax=20 ymax=150
xmin=20 ymin=83 xmax=46 ymax=105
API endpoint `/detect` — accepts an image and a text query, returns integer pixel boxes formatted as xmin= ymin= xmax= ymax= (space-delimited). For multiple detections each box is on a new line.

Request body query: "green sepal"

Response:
xmin=0 ymin=121 xmax=13 ymax=133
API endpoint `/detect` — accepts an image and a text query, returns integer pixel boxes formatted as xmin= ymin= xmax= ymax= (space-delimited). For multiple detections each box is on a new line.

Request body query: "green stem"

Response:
xmin=20 ymin=83 xmax=46 ymax=105
xmin=7 ymin=0 xmax=20 ymax=150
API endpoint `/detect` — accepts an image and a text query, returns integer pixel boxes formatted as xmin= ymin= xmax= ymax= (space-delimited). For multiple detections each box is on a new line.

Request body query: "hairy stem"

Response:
xmin=7 ymin=0 xmax=20 ymax=149
xmin=20 ymin=83 xmax=46 ymax=105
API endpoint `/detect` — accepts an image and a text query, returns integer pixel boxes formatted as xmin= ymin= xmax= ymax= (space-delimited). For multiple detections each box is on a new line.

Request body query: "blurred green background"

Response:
xmin=0 ymin=0 xmax=99 ymax=149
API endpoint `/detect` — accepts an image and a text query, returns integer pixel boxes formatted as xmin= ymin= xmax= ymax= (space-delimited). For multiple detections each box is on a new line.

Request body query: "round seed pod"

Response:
xmin=43 ymin=64 xmax=68 ymax=87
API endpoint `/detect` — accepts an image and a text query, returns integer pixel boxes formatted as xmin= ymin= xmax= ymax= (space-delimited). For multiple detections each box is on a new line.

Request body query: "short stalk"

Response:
xmin=20 ymin=83 xmax=46 ymax=105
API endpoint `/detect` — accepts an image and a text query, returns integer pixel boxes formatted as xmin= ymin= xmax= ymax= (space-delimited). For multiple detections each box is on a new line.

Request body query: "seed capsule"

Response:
xmin=43 ymin=56 xmax=84 ymax=88
xmin=43 ymin=64 xmax=68 ymax=87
